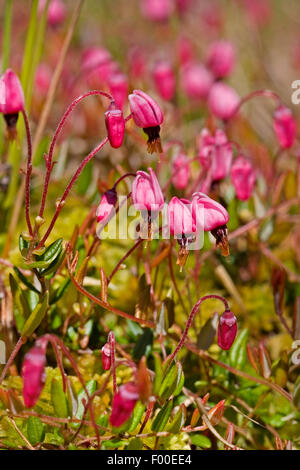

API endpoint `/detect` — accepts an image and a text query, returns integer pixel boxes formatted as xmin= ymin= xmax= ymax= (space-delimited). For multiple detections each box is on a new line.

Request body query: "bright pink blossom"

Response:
xmin=207 ymin=40 xmax=235 ymax=79
xmin=167 ymin=197 xmax=195 ymax=239
xmin=208 ymin=82 xmax=240 ymax=120
xmin=96 ymin=189 xmax=118 ymax=224
xmin=0 ymin=69 xmax=25 ymax=115
xmin=105 ymin=101 xmax=125 ymax=149
xmin=132 ymin=168 xmax=164 ymax=213
xmin=101 ymin=343 xmax=111 ymax=371
xmin=181 ymin=63 xmax=213 ymax=100
xmin=217 ymin=310 xmax=237 ymax=350
xmin=140 ymin=0 xmax=175 ymax=22
xmin=171 ymin=152 xmax=190 ymax=189
xmin=273 ymin=105 xmax=296 ymax=149
xmin=231 ymin=155 xmax=255 ymax=201
xmin=197 ymin=128 xmax=233 ymax=181
xmin=192 ymin=192 xmax=229 ymax=232
xmin=22 ymin=345 xmax=46 ymax=408
xmin=39 ymin=0 xmax=66 ymax=27
xmin=108 ymin=72 xmax=128 ymax=110
xmin=153 ymin=61 xmax=176 ymax=101
xmin=110 ymin=382 xmax=139 ymax=427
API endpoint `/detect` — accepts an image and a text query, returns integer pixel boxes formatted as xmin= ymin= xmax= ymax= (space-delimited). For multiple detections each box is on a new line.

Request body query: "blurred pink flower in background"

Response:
xmin=208 ymin=82 xmax=240 ymax=120
xmin=197 ymin=128 xmax=233 ymax=181
xmin=171 ymin=152 xmax=190 ymax=189
xmin=22 ymin=344 xmax=46 ymax=408
xmin=108 ymin=72 xmax=128 ymax=110
xmin=273 ymin=105 xmax=296 ymax=149
xmin=231 ymin=155 xmax=256 ymax=201
xmin=141 ymin=0 xmax=175 ymax=22
xmin=153 ymin=60 xmax=176 ymax=101
xmin=181 ymin=63 xmax=214 ymax=100
xmin=206 ymin=40 xmax=235 ymax=79
xmin=110 ymin=382 xmax=139 ymax=427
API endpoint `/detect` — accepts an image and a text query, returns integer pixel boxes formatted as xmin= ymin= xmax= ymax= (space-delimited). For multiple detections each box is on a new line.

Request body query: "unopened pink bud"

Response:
xmin=231 ymin=155 xmax=255 ymax=201
xmin=110 ymin=382 xmax=139 ymax=427
xmin=198 ymin=128 xmax=233 ymax=181
xmin=22 ymin=345 xmax=46 ymax=408
xmin=207 ymin=40 xmax=235 ymax=79
xmin=140 ymin=0 xmax=175 ymax=22
xmin=208 ymin=82 xmax=240 ymax=120
xmin=132 ymin=167 xmax=164 ymax=213
xmin=181 ymin=63 xmax=213 ymax=100
xmin=273 ymin=105 xmax=296 ymax=149
xmin=96 ymin=189 xmax=118 ymax=224
xmin=39 ymin=0 xmax=66 ymax=27
xmin=101 ymin=343 xmax=111 ymax=370
xmin=217 ymin=310 xmax=237 ymax=350
xmin=0 ymin=69 xmax=25 ymax=116
xmin=167 ymin=197 xmax=195 ymax=238
xmin=171 ymin=152 xmax=190 ymax=189
xmin=128 ymin=90 xmax=163 ymax=153
xmin=153 ymin=61 xmax=176 ymax=101
xmin=108 ymin=72 xmax=128 ymax=110
xmin=105 ymin=101 xmax=125 ymax=149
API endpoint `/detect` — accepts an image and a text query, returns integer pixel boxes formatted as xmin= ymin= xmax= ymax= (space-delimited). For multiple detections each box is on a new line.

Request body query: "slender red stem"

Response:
xmin=230 ymin=89 xmax=281 ymax=121
xmin=107 ymin=238 xmax=144 ymax=284
xmin=112 ymin=172 xmax=136 ymax=190
xmin=0 ymin=336 xmax=26 ymax=385
xmin=108 ymin=332 xmax=117 ymax=394
xmin=22 ymin=110 xmax=33 ymax=236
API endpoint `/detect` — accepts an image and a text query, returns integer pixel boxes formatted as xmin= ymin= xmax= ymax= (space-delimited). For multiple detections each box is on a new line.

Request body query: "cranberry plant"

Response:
xmin=0 ymin=0 xmax=299 ymax=451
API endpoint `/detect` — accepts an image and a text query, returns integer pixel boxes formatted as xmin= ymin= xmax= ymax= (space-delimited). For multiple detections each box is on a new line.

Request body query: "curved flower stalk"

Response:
xmin=101 ymin=331 xmax=117 ymax=394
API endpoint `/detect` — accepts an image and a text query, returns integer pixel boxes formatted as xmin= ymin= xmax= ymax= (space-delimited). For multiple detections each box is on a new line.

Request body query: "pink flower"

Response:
xmin=217 ymin=310 xmax=237 ymax=350
xmin=132 ymin=168 xmax=164 ymax=213
xmin=102 ymin=343 xmax=111 ymax=371
xmin=128 ymin=47 xmax=146 ymax=80
xmin=105 ymin=101 xmax=125 ymax=149
xmin=81 ymin=47 xmax=112 ymax=72
xmin=153 ymin=60 xmax=176 ymax=101
xmin=128 ymin=90 xmax=163 ymax=153
xmin=243 ymin=0 xmax=271 ymax=27
xmin=39 ymin=0 xmax=66 ymax=27
xmin=81 ymin=47 xmax=116 ymax=87
xmin=177 ymin=35 xmax=194 ymax=66
xmin=0 ymin=69 xmax=25 ymax=115
xmin=22 ymin=345 xmax=46 ymax=408
xmin=181 ymin=63 xmax=213 ymax=100
xmin=167 ymin=197 xmax=195 ymax=238
xmin=273 ymin=106 xmax=296 ymax=149
xmin=231 ymin=155 xmax=255 ymax=201
xmin=171 ymin=152 xmax=190 ymax=189
xmin=108 ymin=72 xmax=128 ymax=110
xmin=96 ymin=189 xmax=118 ymax=224
xmin=110 ymin=382 xmax=139 ymax=427
xmin=207 ymin=40 xmax=235 ymax=79
xmin=140 ymin=0 xmax=175 ymax=22
xmin=197 ymin=128 xmax=233 ymax=181
xmin=35 ymin=64 xmax=52 ymax=97
xmin=208 ymin=82 xmax=240 ymax=120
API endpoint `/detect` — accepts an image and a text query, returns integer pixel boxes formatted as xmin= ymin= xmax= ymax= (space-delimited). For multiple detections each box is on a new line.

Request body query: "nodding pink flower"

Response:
xmin=181 ymin=63 xmax=214 ymax=100
xmin=34 ymin=64 xmax=52 ymax=97
xmin=96 ymin=189 xmax=118 ymax=224
xmin=153 ymin=60 xmax=176 ymax=102
xmin=22 ymin=344 xmax=47 ymax=408
xmin=128 ymin=90 xmax=163 ymax=154
xmin=132 ymin=167 xmax=164 ymax=213
xmin=81 ymin=47 xmax=115 ymax=87
xmin=192 ymin=192 xmax=229 ymax=256
xmin=105 ymin=101 xmax=125 ymax=148
xmin=140 ymin=0 xmax=175 ymax=22
xmin=208 ymin=82 xmax=240 ymax=120
xmin=197 ymin=128 xmax=233 ymax=181
xmin=101 ymin=343 xmax=111 ymax=370
xmin=273 ymin=106 xmax=296 ymax=149
xmin=39 ymin=0 xmax=66 ymax=27
xmin=217 ymin=310 xmax=237 ymax=350
xmin=171 ymin=152 xmax=190 ymax=189
xmin=108 ymin=72 xmax=128 ymax=110
xmin=206 ymin=40 xmax=235 ymax=79
xmin=110 ymin=382 xmax=139 ymax=427
xmin=231 ymin=155 xmax=256 ymax=201
xmin=0 ymin=69 xmax=25 ymax=138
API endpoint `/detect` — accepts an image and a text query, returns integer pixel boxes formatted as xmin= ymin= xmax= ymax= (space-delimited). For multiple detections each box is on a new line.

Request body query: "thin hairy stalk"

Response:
xmin=0 ymin=336 xmax=26 ymax=385
xmin=107 ymin=238 xmax=144 ymax=284
xmin=112 ymin=172 xmax=136 ymax=190
xmin=39 ymin=90 xmax=113 ymax=219
xmin=37 ymin=137 xmax=108 ymax=249
xmin=229 ymin=89 xmax=281 ymax=121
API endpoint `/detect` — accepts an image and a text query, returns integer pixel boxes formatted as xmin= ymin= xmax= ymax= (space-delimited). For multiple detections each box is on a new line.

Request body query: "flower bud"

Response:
xmin=208 ymin=82 xmax=240 ymax=120
xmin=105 ymin=101 xmax=125 ymax=148
xmin=181 ymin=63 xmax=213 ymax=100
xmin=197 ymin=128 xmax=233 ymax=181
xmin=217 ymin=310 xmax=237 ymax=350
xmin=140 ymin=0 xmax=175 ymax=22
xmin=207 ymin=40 xmax=235 ymax=79
xmin=108 ymin=72 xmax=128 ymax=110
xmin=128 ymin=89 xmax=163 ymax=154
xmin=101 ymin=342 xmax=111 ymax=370
xmin=231 ymin=155 xmax=255 ymax=201
xmin=132 ymin=168 xmax=164 ymax=213
xmin=171 ymin=152 xmax=190 ymax=189
xmin=109 ymin=382 xmax=139 ymax=427
xmin=0 ymin=69 xmax=25 ymax=138
xmin=153 ymin=60 xmax=176 ymax=101
xmin=22 ymin=344 xmax=46 ymax=408
xmin=39 ymin=0 xmax=66 ymax=27
xmin=273 ymin=105 xmax=296 ymax=149
xmin=96 ymin=189 xmax=118 ymax=224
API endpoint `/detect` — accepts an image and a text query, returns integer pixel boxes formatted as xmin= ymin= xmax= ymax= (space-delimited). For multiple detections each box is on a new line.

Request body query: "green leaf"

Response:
xmin=151 ymin=399 xmax=173 ymax=432
xmin=127 ymin=437 xmax=143 ymax=450
xmin=103 ymin=439 xmax=128 ymax=449
xmin=27 ymin=238 xmax=63 ymax=269
xmin=19 ymin=234 xmax=29 ymax=257
xmin=9 ymin=274 xmax=31 ymax=331
xmin=73 ymin=379 xmax=97 ymax=427
xmin=190 ymin=433 xmax=211 ymax=449
xmin=49 ymin=278 xmax=70 ymax=305
xmin=133 ymin=328 xmax=153 ymax=361
xmin=21 ymin=292 xmax=49 ymax=337
xmin=127 ymin=402 xmax=146 ymax=433
xmin=229 ymin=329 xmax=249 ymax=370
xmin=159 ymin=362 xmax=183 ymax=400
xmin=97 ymin=414 xmax=109 ymax=436
xmin=153 ymin=352 xmax=163 ymax=396
xmin=13 ymin=267 xmax=40 ymax=294
xmin=166 ymin=404 xmax=186 ymax=433
xmin=40 ymin=249 xmax=65 ymax=277
xmin=27 ymin=416 xmax=45 ymax=446
xmin=51 ymin=378 xmax=69 ymax=418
